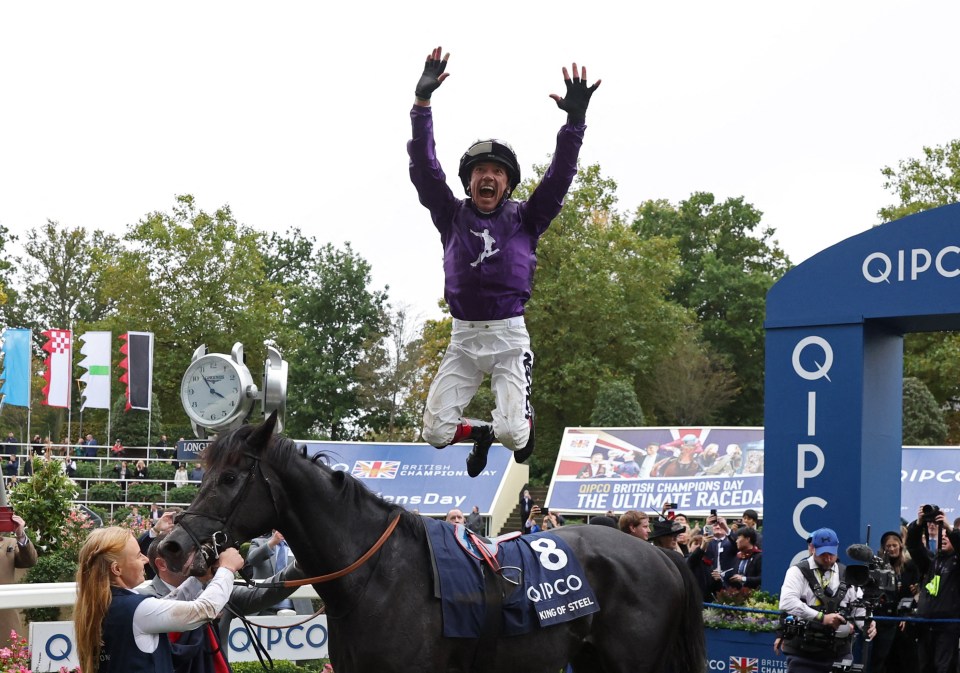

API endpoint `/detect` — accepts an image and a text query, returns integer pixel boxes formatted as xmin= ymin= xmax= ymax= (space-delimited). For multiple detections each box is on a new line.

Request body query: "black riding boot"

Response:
xmin=513 ymin=406 xmax=535 ymax=464
xmin=464 ymin=419 xmax=495 ymax=478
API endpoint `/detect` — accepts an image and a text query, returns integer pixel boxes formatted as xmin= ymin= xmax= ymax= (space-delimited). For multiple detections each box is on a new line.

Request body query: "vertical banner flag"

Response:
xmin=0 ymin=328 xmax=33 ymax=407
xmin=77 ymin=331 xmax=112 ymax=410
xmin=119 ymin=332 xmax=153 ymax=411
xmin=41 ymin=329 xmax=72 ymax=408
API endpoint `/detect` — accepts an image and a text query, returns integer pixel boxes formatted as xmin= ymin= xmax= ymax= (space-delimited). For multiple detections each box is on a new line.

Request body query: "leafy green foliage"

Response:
xmin=878 ymin=139 xmax=960 ymax=222
xmin=127 ymin=482 xmax=164 ymax=503
xmin=590 ymin=379 xmax=644 ymax=427
xmin=632 ymin=193 xmax=790 ymax=425
xmin=520 ymin=163 xmax=692 ymax=479
xmin=168 ymin=485 xmax=198 ymax=504
xmin=87 ymin=482 xmax=122 ymax=503
xmin=278 ymin=241 xmax=389 ymax=439
xmin=232 ymin=660 xmax=329 ymax=673
xmin=111 ymin=391 xmax=163 ymax=447
xmin=902 ymin=376 xmax=948 ymax=445
xmin=9 ymin=458 xmax=77 ymax=555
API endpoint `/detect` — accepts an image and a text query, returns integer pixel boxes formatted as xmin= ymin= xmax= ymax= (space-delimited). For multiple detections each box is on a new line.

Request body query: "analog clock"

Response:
xmin=180 ymin=344 xmax=257 ymax=432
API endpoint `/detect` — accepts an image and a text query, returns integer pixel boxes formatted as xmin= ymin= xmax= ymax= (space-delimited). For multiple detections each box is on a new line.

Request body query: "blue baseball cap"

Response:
xmin=811 ymin=528 xmax=839 ymax=556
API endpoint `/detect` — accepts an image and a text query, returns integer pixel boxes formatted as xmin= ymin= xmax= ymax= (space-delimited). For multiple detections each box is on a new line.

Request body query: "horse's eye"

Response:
xmin=220 ymin=473 xmax=237 ymax=486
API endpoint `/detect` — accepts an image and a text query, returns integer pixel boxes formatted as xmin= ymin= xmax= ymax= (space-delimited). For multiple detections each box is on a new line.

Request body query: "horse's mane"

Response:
xmin=202 ymin=425 xmax=422 ymax=533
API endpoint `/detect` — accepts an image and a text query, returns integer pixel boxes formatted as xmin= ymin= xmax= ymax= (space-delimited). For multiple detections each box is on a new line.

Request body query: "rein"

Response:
xmin=254 ymin=511 xmax=403 ymax=588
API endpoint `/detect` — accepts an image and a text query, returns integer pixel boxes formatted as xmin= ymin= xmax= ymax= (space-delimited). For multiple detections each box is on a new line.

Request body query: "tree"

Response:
xmin=879 ymin=140 xmax=960 ymax=222
xmin=0 ymin=223 xmax=16 ymax=310
xmin=902 ymin=376 xmax=948 ymax=446
xmin=110 ymin=392 xmax=163 ymax=447
xmin=520 ymin=163 xmax=693 ymax=480
xmin=280 ymin=242 xmax=389 ymax=440
xmin=632 ymin=192 xmax=791 ymax=425
xmin=648 ymin=331 xmax=739 ymax=425
xmin=590 ymin=379 xmax=644 ymax=427
xmin=879 ymin=141 xmax=960 ymax=441
xmin=101 ymin=195 xmax=284 ymax=434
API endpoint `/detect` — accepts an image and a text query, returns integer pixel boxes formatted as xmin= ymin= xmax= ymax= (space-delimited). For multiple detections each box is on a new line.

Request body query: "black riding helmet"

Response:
xmin=458 ymin=139 xmax=521 ymax=197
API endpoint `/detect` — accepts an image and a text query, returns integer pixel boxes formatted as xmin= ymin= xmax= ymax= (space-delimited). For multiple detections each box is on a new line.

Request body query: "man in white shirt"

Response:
xmin=777 ymin=528 xmax=876 ymax=672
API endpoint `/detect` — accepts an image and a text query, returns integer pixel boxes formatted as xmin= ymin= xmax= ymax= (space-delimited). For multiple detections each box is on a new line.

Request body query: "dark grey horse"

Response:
xmin=160 ymin=413 xmax=706 ymax=673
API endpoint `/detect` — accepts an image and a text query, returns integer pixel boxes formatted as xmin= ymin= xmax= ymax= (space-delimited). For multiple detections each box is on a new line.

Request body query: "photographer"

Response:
xmin=777 ymin=528 xmax=876 ymax=672
xmin=868 ymin=530 xmax=919 ymax=673
xmin=905 ymin=505 xmax=960 ymax=673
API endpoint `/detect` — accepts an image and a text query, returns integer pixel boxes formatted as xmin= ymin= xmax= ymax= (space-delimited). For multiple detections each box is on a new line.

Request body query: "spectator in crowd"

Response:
xmin=2 ymin=432 xmax=15 ymax=455
xmin=133 ymin=459 xmax=149 ymax=480
xmin=42 ymin=436 xmax=54 ymax=460
xmin=519 ymin=489 xmax=535 ymax=533
xmin=111 ymin=438 xmax=125 ymax=458
xmin=777 ymin=528 xmax=875 ymax=672
xmin=687 ymin=522 xmax=722 ymax=601
xmin=3 ymin=456 xmax=17 ymax=479
xmin=74 ymin=526 xmax=243 ymax=673
xmin=188 ymin=464 xmax=205 ymax=483
xmin=63 ymin=455 xmax=77 ymax=479
xmin=726 ymin=527 xmax=762 ymax=589
xmin=465 ymin=505 xmax=483 ymax=534
xmin=82 ymin=433 xmax=98 ymax=458
xmin=445 ymin=509 xmax=465 ymax=525
xmin=247 ymin=530 xmax=312 ymax=615
xmin=870 ymin=529 xmax=919 ymax=673
xmin=541 ymin=509 xmax=563 ymax=530
xmin=648 ymin=517 xmax=685 ymax=559
xmin=154 ymin=434 xmax=171 ymax=460
xmin=30 ymin=435 xmax=42 ymax=456
xmin=21 ymin=455 xmax=32 ymax=478
xmin=174 ymin=463 xmax=189 ymax=488
xmin=673 ymin=513 xmax=690 ymax=556
xmin=906 ymin=505 xmax=960 ymax=673
xmin=618 ymin=510 xmax=651 ymax=541
xmin=114 ymin=460 xmax=130 ymax=497
xmin=0 ymin=509 xmax=37 ymax=649
xmin=149 ymin=503 xmax=162 ymax=524
xmin=525 ymin=505 xmax=543 ymax=534
xmin=741 ymin=509 xmax=763 ymax=546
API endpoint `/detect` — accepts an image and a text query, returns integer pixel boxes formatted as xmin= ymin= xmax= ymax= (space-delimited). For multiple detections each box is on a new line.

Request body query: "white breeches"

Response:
xmin=421 ymin=317 xmax=533 ymax=451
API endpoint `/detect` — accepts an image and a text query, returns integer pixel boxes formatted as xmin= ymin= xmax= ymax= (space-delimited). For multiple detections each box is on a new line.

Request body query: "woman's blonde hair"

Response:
xmin=75 ymin=527 xmax=132 ymax=673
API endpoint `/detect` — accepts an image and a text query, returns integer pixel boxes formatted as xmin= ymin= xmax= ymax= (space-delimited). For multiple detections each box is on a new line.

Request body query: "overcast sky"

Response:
xmin=2 ymin=2 xmax=958 ymax=325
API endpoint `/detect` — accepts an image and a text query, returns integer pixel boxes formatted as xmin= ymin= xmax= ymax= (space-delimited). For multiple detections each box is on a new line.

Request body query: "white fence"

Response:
xmin=0 ymin=582 xmax=326 ymax=671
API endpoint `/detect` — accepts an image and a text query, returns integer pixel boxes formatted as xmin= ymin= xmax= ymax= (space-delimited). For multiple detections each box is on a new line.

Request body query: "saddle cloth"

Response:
xmin=423 ymin=517 xmax=600 ymax=638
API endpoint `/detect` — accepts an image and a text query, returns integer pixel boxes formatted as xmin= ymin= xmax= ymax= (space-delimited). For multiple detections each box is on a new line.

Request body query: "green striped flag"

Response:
xmin=78 ymin=331 xmax=112 ymax=410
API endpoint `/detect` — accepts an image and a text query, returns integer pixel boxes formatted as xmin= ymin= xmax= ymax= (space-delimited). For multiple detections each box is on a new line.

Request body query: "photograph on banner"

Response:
xmin=545 ymin=427 xmax=765 ymax=516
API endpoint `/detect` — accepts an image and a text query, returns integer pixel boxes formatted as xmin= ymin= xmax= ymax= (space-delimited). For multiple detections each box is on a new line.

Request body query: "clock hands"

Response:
xmin=200 ymin=373 xmax=226 ymax=399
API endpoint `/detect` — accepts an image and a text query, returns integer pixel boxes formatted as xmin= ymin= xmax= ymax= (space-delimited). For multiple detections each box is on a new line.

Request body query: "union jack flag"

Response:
xmin=729 ymin=657 xmax=758 ymax=673
xmin=352 ymin=460 xmax=400 ymax=479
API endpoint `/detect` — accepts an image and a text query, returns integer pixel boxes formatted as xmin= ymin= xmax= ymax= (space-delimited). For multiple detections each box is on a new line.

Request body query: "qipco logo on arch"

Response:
xmin=862 ymin=246 xmax=960 ymax=284
xmin=790 ymin=335 xmax=834 ymax=565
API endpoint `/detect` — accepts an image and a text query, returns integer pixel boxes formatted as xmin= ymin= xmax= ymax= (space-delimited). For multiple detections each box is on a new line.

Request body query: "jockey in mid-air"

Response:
xmin=408 ymin=45 xmax=601 ymax=477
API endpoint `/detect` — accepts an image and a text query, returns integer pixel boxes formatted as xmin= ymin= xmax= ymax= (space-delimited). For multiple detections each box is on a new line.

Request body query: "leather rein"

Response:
xmin=175 ymin=445 xmax=403 ymax=588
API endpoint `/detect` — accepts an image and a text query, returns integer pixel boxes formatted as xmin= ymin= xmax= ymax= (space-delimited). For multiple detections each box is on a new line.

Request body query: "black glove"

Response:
xmin=553 ymin=72 xmax=599 ymax=123
xmin=415 ymin=50 xmax=448 ymax=101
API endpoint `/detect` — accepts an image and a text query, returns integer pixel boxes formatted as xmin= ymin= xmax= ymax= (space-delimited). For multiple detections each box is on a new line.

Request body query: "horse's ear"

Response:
xmin=248 ymin=411 xmax=279 ymax=450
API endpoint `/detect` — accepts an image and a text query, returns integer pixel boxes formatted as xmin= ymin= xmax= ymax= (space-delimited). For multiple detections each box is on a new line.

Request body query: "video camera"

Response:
xmin=845 ymin=543 xmax=897 ymax=613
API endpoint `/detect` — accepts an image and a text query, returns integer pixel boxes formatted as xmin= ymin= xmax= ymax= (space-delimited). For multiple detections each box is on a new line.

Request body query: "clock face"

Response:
xmin=181 ymin=355 xmax=247 ymax=427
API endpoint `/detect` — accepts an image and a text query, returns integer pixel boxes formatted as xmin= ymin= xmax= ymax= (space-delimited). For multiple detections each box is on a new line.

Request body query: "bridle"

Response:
xmin=173 ymin=440 xmax=403 ymax=587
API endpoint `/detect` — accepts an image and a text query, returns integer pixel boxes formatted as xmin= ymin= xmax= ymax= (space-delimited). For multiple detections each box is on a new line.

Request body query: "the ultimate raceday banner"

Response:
xmin=545 ymin=427 xmax=765 ymax=516
xmin=545 ymin=426 xmax=960 ymax=518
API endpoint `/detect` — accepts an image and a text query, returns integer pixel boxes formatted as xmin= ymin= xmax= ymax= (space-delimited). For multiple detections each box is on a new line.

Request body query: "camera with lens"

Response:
xmin=922 ymin=504 xmax=942 ymax=524
xmin=845 ymin=544 xmax=897 ymax=613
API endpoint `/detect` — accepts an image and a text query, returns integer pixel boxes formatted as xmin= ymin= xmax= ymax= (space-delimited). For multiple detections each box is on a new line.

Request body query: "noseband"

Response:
xmin=175 ymin=448 xmax=279 ymax=567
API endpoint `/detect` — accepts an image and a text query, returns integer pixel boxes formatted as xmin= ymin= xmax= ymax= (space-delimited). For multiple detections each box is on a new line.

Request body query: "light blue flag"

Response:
xmin=0 ymin=328 xmax=32 ymax=407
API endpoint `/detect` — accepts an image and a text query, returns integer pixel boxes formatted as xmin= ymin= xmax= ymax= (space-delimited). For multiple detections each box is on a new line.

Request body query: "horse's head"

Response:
xmin=159 ymin=411 xmax=285 ymax=575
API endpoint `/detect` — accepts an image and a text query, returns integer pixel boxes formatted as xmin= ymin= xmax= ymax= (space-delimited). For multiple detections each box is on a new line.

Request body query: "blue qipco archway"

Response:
xmin=762 ymin=203 xmax=960 ymax=588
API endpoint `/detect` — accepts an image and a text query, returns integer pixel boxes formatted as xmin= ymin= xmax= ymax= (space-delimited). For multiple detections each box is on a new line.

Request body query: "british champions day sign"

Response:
xmin=763 ymin=203 xmax=960 ymax=586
